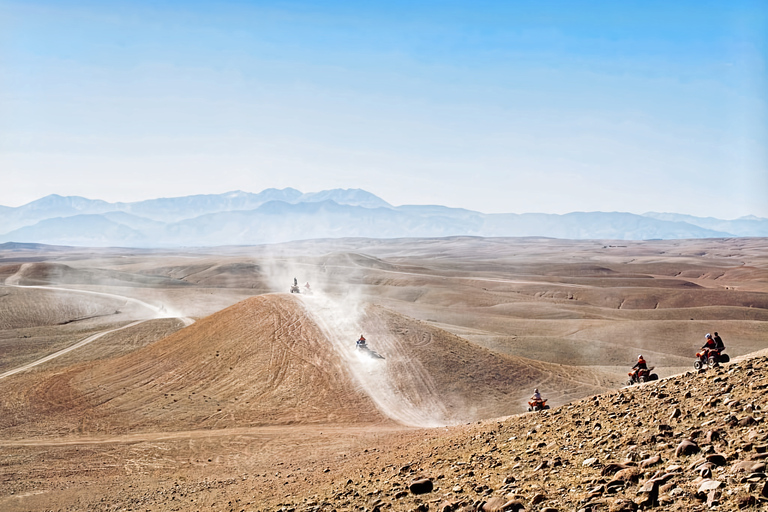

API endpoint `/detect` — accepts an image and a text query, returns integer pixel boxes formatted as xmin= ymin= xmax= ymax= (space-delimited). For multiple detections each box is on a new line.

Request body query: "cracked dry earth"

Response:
xmin=269 ymin=357 xmax=768 ymax=512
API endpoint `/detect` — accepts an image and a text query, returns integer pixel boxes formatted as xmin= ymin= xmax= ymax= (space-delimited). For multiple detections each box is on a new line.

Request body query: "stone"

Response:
xmin=615 ymin=468 xmax=640 ymax=483
xmin=697 ymin=479 xmax=722 ymax=494
xmin=704 ymin=430 xmax=720 ymax=444
xmin=583 ymin=458 xmax=598 ymax=467
xmin=706 ymin=489 xmax=720 ymax=508
xmin=409 ymin=478 xmax=434 ymax=495
xmin=480 ymin=497 xmax=506 ymax=511
xmin=705 ymin=454 xmax=727 ymax=466
xmin=608 ymin=499 xmax=638 ymax=512
xmin=531 ymin=493 xmax=547 ymax=505
xmin=675 ymin=439 xmax=700 ymax=457
xmin=639 ymin=454 xmax=661 ymax=469
xmin=731 ymin=460 xmax=766 ymax=474
xmin=602 ymin=463 xmax=634 ymax=475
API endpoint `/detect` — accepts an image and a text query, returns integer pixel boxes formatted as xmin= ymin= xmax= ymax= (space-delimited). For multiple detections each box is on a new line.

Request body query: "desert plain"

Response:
xmin=1 ymin=236 xmax=767 ymax=511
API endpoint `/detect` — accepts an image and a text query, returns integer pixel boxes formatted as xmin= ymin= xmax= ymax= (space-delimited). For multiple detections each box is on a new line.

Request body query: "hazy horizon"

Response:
xmin=2 ymin=1 xmax=766 ymax=218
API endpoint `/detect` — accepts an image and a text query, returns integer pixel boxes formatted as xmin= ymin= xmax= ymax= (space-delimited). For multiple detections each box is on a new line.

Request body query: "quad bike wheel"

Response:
xmin=639 ymin=375 xmax=647 ymax=383
xmin=650 ymin=374 xmax=659 ymax=381
xmin=627 ymin=380 xmax=634 ymax=386
xmin=527 ymin=407 xmax=533 ymax=412
xmin=694 ymin=360 xmax=703 ymax=370
xmin=721 ymin=354 xmax=730 ymax=363
xmin=543 ymin=405 xmax=550 ymax=410
xmin=708 ymin=356 xmax=717 ymax=366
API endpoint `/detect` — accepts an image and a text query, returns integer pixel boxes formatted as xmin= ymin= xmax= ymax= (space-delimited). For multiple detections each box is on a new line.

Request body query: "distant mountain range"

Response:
xmin=0 ymin=188 xmax=765 ymax=247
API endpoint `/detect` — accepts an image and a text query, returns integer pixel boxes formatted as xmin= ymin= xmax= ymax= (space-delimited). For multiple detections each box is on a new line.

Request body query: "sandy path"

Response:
xmin=0 ymin=320 xmax=146 ymax=380
xmin=0 ymin=423 xmax=407 ymax=448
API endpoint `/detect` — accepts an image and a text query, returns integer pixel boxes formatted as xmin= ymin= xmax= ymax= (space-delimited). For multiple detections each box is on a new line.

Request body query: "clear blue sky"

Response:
xmin=1 ymin=0 xmax=766 ymax=217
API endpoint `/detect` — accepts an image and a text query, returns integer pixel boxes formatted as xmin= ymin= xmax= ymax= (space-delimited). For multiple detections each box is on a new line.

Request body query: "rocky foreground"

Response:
xmin=278 ymin=356 xmax=768 ymax=512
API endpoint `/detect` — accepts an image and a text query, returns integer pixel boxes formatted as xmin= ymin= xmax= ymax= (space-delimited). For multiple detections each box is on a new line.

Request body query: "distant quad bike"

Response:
xmin=527 ymin=398 xmax=549 ymax=412
xmin=694 ymin=349 xmax=729 ymax=370
xmin=356 ymin=340 xmax=384 ymax=359
xmin=290 ymin=284 xmax=301 ymax=293
xmin=627 ymin=366 xmax=659 ymax=385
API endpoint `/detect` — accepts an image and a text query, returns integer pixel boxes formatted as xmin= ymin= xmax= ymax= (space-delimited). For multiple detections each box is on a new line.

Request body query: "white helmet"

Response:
xmin=534 ymin=388 xmax=538 ymax=393
xmin=638 ymin=354 xmax=643 ymax=359
xmin=706 ymin=333 xmax=712 ymax=339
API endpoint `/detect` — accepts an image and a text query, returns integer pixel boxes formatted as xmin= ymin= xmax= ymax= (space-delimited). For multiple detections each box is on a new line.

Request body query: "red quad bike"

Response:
xmin=627 ymin=366 xmax=659 ymax=385
xmin=527 ymin=398 xmax=549 ymax=412
xmin=694 ymin=349 xmax=729 ymax=370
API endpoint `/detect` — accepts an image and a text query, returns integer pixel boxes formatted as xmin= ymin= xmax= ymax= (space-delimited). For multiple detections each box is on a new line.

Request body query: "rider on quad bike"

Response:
xmin=528 ymin=388 xmax=549 ymax=411
xmin=695 ymin=333 xmax=729 ymax=369
xmin=627 ymin=355 xmax=658 ymax=384
xmin=356 ymin=334 xmax=366 ymax=348
xmin=630 ymin=354 xmax=647 ymax=381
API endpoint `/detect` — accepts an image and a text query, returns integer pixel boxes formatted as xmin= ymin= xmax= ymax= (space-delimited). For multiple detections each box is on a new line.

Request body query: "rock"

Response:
xmin=409 ymin=478 xmax=434 ymax=495
xmin=583 ymin=458 xmax=598 ymax=467
xmin=438 ymin=501 xmax=456 ymax=512
xmin=411 ymin=504 xmax=429 ymax=512
xmin=503 ymin=475 xmax=515 ymax=484
xmin=739 ymin=416 xmax=757 ymax=427
xmin=615 ymin=468 xmax=640 ymax=483
xmin=675 ymin=439 xmax=700 ymax=457
xmin=705 ymin=454 xmax=727 ymax=466
xmin=697 ymin=479 xmax=722 ymax=494
xmin=706 ymin=489 xmax=720 ymax=507
xmin=639 ymin=454 xmax=661 ymax=469
xmin=452 ymin=485 xmax=463 ymax=493
xmin=704 ymin=430 xmax=720 ymax=444
xmin=635 ymin=479 xmax=659 ymax=508
xmin=602 ymin=463 xmax=634 ymax=476
xmin=731 ymin=460 xmax=766 ymax=474
xmin=531 ymin=493 xmax=546 ymax=505
xmin=670 ymin=408 xmax=681 ymax=419
xmin=540 ymin=508 xmax=559 ymax=512
xmin=480 ymin=497 xmax=506 ymax=511
xmin=587 ymin=485 xmax=605 ymax=499
xmin=394 ymin=490 xmax=409 ymax=499
xmin=608 ymin=499 xmax=638 ymax=512
xmin=736 ymin=495 xmax=757 ymax=508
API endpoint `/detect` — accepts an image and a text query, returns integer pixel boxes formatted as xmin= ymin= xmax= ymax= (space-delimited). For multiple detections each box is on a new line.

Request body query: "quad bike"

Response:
xmin=527 ymin=398 xmax=549 ymax=412
xmin=694 ymin=349 xmax=729 ymax=370
xmin=627 ymin=366 xmax=659 ymax=385
xmin=290 ymin=284 xmax=301 ymax=293
xmin=356 ymin=340 xmax=384 ymax=359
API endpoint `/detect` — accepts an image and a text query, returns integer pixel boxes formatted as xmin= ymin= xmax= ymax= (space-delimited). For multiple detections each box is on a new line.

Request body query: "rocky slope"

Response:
xmin=276 ymin=356 xmax=768 ymax=512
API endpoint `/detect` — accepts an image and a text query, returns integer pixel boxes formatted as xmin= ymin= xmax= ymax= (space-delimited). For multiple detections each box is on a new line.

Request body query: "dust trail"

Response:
xmin=0 ymin=320 xmax=145 ymax=380
xmin=301 ymin=292 xmax=453 ymax=428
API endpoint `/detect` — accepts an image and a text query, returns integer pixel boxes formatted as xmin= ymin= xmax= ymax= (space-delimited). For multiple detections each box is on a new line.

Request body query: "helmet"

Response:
xmin=706 ymin=333 xmax=712 ymax=339
xmin=534 ymin=388 xmax=538 ymax=393
xmin=638 ymin=354 xmax=643 ymax=359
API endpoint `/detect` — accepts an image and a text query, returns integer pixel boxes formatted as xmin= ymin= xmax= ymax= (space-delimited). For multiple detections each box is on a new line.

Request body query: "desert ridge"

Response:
xmin=1 ymin=292 xmax=618 ymax=441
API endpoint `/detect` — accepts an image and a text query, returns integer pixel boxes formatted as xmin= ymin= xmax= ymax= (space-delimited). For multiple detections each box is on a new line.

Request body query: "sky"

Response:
xmin=1 ymin=0 xmax=766 ymax=218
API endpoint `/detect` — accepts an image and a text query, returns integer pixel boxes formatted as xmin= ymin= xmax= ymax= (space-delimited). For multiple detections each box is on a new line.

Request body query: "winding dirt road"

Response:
xmin=1 ymin=264 xmax=194 ymax=379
